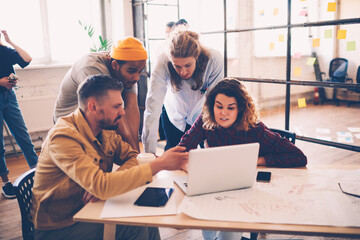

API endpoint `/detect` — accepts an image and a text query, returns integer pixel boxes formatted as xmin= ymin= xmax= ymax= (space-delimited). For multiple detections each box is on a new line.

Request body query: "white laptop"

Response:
xmin=174 ymin=143 xmax=259 ymax=196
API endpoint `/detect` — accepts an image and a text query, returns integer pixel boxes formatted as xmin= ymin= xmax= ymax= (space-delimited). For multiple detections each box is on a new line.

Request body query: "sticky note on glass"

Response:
xmin=269 ymin=42 xmax=275 ymax=50
xmin=293 ymin=52 xmax=302 ymax=59
xmin=306 ymin=57 xmax=316 ymax=65
xmin=294 ymin=67 xmax=301 ymax=76
xmin=347 ymin=41 xmax=356 ymax=51
xmin=312 ymin=38 xmax=320 ymax=47
xmin=324 ymin=29 xmax=332 ymax=39
xmin=298 ymin=98 xmax=306 ymax=108
xmin=327 ymin=2 xmax=336 ymax=12
xmin=259 ymin=10 xmax=264 ymax=16
xmin=278 ymin=35 xmax=284 ymax=42
xmin=273 ymin=8 xmax=279 ymax=16
xmin=299 ymin=9 xmax=307 ymax=16
xmin=337 ymin=29 xmax=347 ymax=39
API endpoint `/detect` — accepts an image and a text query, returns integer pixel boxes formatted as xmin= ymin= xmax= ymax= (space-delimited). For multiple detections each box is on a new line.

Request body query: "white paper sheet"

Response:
xmin=101 ymin=178 xmax=177 ymax=218
xmin=179 ymin=169 xmax=360 ymax=227
xmin=348 ymin=127 xmax=360 ymax=133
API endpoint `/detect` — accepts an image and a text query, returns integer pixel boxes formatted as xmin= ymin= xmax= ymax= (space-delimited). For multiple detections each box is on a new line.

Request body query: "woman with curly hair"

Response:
xmin=178 ymin=78 xmax=307 ymax=240
xmin=142 ymin=28 xmax=224 ymax=153
xmin=179 ymin=78 xmax=307 ymax=167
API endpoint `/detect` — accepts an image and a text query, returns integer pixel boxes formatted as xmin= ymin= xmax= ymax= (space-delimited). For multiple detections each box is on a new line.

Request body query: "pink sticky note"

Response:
xmin=299 ymin=9 xmax=307 ymax=16
xmin=293 ymin=52 xmax=302 ymax=59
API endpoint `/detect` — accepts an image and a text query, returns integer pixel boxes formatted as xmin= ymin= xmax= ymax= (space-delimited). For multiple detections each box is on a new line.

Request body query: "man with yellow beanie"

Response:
xmin=54 ymin=37 xmax=147 ymax=151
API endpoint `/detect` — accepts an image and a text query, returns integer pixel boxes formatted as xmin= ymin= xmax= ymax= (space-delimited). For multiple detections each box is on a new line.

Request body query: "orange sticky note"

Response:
xmin=273 ymin=8 xmax=279 ymax=16
xmin=298 ymin=98 xmax=307 ymax=108
xmin=294 ymin=67 xmax=301 ymax=76
xmin=327 ymin=2 xmax=336 ymax=12
xmin=337 ymin=29 xmax=347 ymax=39
xmin=312 ymin=38 xmax=320 ymax=47
xmin=278 ymin=35 xmax=284 ymax=42
xmin=306 ymin=57 xmax=316 ymax=65
xmin=269 ymin=42 xmax=275 ymax=50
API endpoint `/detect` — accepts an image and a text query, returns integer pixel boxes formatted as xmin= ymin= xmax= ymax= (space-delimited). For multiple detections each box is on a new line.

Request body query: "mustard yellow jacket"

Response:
xmin=31 ymin=109 xmax=153 ymax=230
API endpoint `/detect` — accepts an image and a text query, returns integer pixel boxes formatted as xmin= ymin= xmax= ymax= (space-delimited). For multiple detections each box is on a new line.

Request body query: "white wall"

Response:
xmin=14 ymin=66 xmax=70 ymax=132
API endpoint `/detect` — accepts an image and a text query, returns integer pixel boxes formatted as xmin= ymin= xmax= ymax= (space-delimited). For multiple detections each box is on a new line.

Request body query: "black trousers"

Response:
xmin=160 ymin=107 xmax=191 ymax=150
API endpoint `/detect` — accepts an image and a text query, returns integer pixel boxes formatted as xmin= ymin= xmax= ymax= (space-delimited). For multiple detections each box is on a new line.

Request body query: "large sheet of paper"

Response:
xmin=179 ymin=169 xmax=360 ymax=227
xmin=101 ymin=178 xmax=176 ymax=218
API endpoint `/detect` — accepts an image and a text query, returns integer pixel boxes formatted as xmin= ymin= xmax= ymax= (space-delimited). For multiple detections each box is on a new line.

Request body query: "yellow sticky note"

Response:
xmin=278 ymin=35 xmax=284 ymax=42
xmin=294 ymin=67 xmax=301 ymax=76
xmin=259 ymin=10 xmax=264 ymax=16
xmin=300 ymin=0 xmax=307 ymax=1
xmin=298 ymin=98 xmax=307 ymax=108
xmin=273 ymin=8 xmax=279 ymax=16
xmin=347 ymin=41 xmax=356 ymax=51
xmin=337 ymin=29 xmax=347 ymax=39
xmin=269 ymin=42 xmax=275 ymax=50
xmin=312 ymin=38 xmax=320 ymax=47
xmin=327 ymin=2 xmax=336 ymax=12
xmin=306 ymin=57 xmax=316 ymax=65
xmin=324 ymin=29 xmax=332 ymax=39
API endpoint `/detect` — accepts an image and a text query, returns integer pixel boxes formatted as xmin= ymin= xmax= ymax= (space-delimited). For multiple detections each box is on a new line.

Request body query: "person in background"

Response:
xmin=0 ymin=30 xmax=38 ymax=199
xmin=175 ymin=18 xmax=189 ymax=28
xmin=165 ymin=21 xmax=175 ymax=38
xmin=178 ymin=78 xmax=307 ymax=240
xmin=32 ymin=74 xmax=188 ymax=240
xmin=142 ymin=28 xmax=224 ymax=154
xmin=54 ymin=37 xmax=147 ymax=152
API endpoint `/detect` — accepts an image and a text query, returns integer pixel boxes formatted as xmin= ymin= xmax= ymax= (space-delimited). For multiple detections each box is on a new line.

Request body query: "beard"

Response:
xmin=99 ymin=116 xmax=121 ymax=130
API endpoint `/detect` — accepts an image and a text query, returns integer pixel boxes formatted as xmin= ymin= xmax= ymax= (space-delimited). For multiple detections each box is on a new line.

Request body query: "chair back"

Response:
xmin=329 ymin=58 xmax=348 ymax=82
xmin=269 ymin=128 xmax=296 ymax=144
xmin=13 ymin=168 xmax=36 ymax=240
xmin=357 ymin=65 xmax=360 ymax=84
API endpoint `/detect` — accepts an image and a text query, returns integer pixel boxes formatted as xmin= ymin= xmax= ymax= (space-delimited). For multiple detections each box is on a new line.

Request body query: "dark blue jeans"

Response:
xmin=0 ymin=89 xmax=38 ymax=176
xmin=160 ymin=107 xmax=191 ymax=151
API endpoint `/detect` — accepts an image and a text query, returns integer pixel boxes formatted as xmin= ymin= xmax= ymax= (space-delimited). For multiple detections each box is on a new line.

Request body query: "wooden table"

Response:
xmin=74 ymin=165 xmax=360 ymax=240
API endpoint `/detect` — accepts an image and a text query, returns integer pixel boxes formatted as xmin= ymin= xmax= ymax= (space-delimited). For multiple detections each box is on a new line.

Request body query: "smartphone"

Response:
xmin=256 ymin=171 xmax=271 ymax=182
xmin=134 ymin=187 xmax=174 ymax=207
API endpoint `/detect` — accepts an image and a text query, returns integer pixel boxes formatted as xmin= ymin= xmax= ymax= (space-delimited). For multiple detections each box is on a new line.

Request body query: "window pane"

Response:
xmin=0 ymin=0 xmax=45 ymax=62
xmin=47 ymin=0 xmax=102 ymax=63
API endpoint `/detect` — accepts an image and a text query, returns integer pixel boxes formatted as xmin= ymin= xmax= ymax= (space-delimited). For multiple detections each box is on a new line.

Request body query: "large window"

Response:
xmin=1 ymin=0 xmax=109 ymax=65
xmin=137 ymin=0 xmax=360 ymax=152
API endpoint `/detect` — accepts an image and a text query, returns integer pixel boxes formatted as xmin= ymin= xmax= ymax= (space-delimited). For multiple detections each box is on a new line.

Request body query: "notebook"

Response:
xmin=174 ymin=143 xmax=260 ymax=196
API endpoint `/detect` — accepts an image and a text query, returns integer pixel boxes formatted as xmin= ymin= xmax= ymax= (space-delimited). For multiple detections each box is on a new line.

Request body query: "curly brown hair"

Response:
xmin=202 ymin=78 xmax=259 ymax=131
xmin=166 ymin=28 xmax=209 ymax=92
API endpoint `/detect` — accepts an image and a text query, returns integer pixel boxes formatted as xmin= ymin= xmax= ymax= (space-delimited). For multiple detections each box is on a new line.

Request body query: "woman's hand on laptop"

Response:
xmin=150 ymin=146 xmax=189 ymax=175
xmin=257 ymin=156 xmax=267 ymax=166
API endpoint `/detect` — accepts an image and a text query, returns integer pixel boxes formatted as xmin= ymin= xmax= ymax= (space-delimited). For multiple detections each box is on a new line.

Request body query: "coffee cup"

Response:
xmin=136 ymin=153 xmax=156 ymax=165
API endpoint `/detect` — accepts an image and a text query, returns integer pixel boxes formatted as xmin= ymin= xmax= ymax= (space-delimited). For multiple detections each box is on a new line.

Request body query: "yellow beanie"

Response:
xmin=110 ymin=37 xmax=147 ymax=61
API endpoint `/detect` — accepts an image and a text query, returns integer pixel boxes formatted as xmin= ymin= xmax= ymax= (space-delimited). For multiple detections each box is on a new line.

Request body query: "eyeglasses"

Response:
xmin=338 ymin=182 xmax=360 ymax=198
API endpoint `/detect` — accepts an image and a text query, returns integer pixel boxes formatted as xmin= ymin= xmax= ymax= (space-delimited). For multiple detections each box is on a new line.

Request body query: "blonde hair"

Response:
xmin=166 ymin=28 xmax=209 ymax=91
xmin=202 ymin=78 xmax=259 ymax=131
